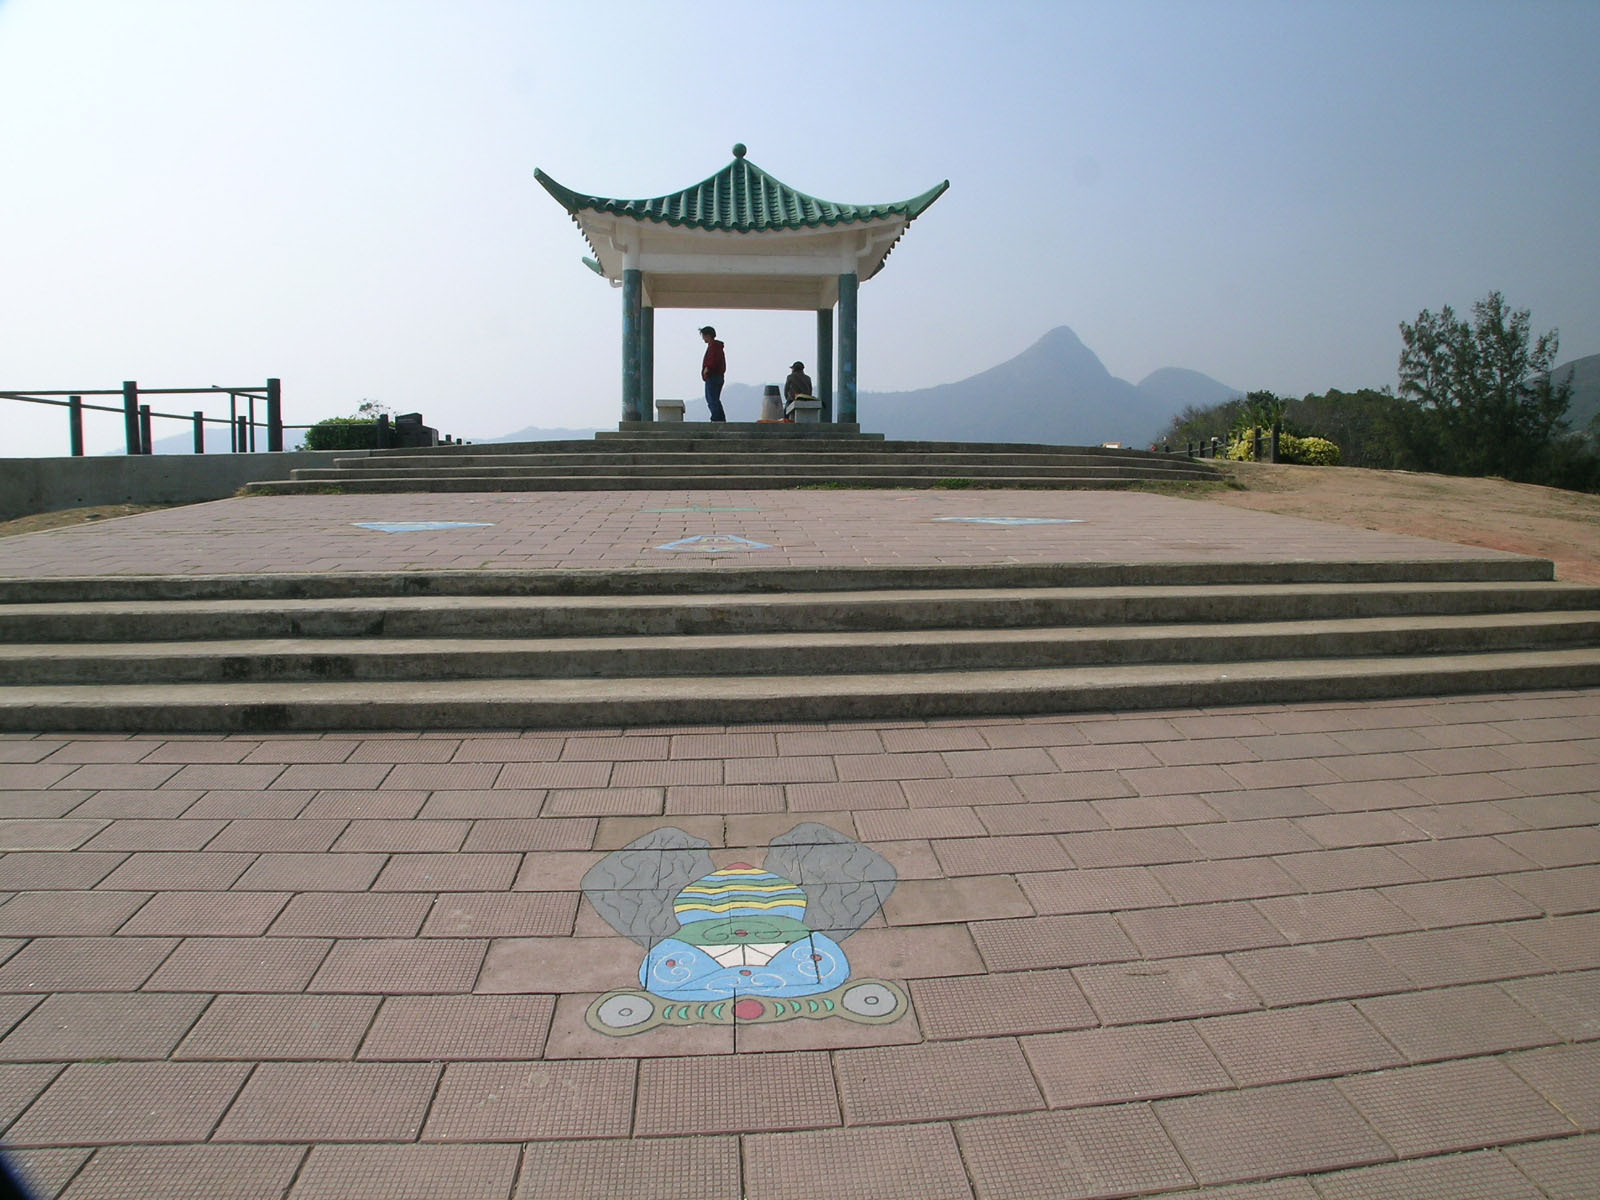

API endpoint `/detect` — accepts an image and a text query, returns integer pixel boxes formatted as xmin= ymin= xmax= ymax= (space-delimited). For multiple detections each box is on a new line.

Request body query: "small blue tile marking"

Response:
xmin=352 ymin=522 xmax=495 ymax=533
xmin=654 ymin=534 xmax=773 ymax=554
xmin=932 ymin=517 xmax=1085 ymax=526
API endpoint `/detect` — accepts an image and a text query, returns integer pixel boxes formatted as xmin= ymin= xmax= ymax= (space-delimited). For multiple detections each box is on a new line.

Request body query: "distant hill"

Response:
xmin=718 ymin=326 xmax=1235 ymax=446
xmin=1553 ymin=352 xmax=1600 ymax=435
xmin=477 ymin=425 xmax=599 ymax=444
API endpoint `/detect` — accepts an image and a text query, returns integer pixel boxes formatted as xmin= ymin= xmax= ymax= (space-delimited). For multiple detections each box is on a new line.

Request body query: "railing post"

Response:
xmin=1252 ymin=427 xmax=1261 ymax=461
xmin=1271 ymin=421 xmax=1281 ymax=462
xmin=377 ymin=413 xmax=391 ymax=448
xmin=69 ymin=396 xmax=84 ymax=457
xmin=229 ymin=395 xmax=239 ymax=452
xmin=266 ymin=378 xmax=283 ymax=452
xmin=139 ymin=405 xmax=154 ymax=455
xmin=122 ymin=381 xmax=140 ymax=455
xmin=193 ymin=411 xmax=205 ymax=454
xmin=247 ymin=393 xmax=257 ymax=452
xmin=236 ymin=415 xmax=248 ymax=452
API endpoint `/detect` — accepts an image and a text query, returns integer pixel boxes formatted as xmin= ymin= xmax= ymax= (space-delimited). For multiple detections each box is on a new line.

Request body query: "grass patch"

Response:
xmin=0 ymin=503 xmax=181 ymax=539
xmin=933 ymin=478 xmax=977 ymax=489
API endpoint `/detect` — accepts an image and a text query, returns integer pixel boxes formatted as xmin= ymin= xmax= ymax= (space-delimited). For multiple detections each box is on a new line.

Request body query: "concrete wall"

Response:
xmin=0 ymin=450 xmax=373 ymax=521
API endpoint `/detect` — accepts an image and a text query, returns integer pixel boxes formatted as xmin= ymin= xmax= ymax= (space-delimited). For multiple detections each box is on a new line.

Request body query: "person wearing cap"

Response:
xmin=699 ymin=326 xmax=727 ymax=422
xmin=784 ymin=361 xmax=813 ymax=407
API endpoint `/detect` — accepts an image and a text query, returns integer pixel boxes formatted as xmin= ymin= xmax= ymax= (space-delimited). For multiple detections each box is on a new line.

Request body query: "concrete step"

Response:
xmin=2 ymin=649 xmax=1596 ymax=731
xmin=0 ymin=561 xmax=1558 ymax=605
xmin=4 ymin=583 xmax=1595 ymax=643
xmin=283 ymin=465 xmax=1219 ymax=483
xmin=6 ymin=612 xmax=1597 ymax=686
xmin=318 ymin=452 xmax=1218 ymax=472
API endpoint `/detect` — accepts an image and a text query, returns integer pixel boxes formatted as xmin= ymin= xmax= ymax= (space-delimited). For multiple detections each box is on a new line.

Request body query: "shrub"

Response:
xmin=1278 ymin=434 xmax=1341 ymax=466
xmin=302 ymin=418 xmax=381 ymax=451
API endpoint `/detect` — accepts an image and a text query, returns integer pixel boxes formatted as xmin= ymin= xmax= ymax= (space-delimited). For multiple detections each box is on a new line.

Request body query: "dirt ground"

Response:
xmin=0 ymin=504 xmax=175 ymax=539
xmin=1210 ymin=460 xmax=1600 ymax=584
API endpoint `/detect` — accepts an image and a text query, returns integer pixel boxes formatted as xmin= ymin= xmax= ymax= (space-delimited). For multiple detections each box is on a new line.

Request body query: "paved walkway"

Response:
xmin=0 ymin=492 xmax=1594 ymax=1198
xmin=0 ymin=490 xmax=1536 ymax=578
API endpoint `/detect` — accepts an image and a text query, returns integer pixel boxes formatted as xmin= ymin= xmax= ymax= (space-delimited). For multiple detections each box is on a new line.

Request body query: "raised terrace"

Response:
xmin=0 ymin=485 xmax=1596 ymax=1198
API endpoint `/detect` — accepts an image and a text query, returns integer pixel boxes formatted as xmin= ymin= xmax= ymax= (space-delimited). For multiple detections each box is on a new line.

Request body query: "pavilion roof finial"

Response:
xmin=732 ymin=143 xmax=746 ymax=158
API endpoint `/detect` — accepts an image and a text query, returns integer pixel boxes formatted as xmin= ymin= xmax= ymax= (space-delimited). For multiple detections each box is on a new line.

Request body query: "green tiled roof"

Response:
xmin=535 ymin=144 xmax=948 ymax=233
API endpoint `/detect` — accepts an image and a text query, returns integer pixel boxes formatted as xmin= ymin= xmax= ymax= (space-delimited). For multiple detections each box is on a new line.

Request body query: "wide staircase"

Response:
xmin=241 ymin=424 xmax=1223 ymax=494
xmin=2 ymin=558 xmax=1597 ymax=732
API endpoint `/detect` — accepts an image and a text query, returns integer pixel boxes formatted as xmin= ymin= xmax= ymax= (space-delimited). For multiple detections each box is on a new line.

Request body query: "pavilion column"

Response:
xmin=815 ymin=309 xmax=834 ymax=424
xmin=838 ymin=272 xmax=858 ymax=425
xmin=621 ymin=268 xmax=643 ymax=422
xmin=641 ymin=305 xmax=655 ymax=422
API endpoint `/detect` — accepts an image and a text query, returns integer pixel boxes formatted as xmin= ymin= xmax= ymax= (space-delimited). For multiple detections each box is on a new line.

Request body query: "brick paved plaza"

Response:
xmin=0 ymin=492 xmax=1594 ymax=1198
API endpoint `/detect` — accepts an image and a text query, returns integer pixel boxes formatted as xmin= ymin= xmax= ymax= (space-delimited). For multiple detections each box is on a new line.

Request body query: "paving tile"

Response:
xmin=1015 ymin=769 xmax=1138 ymax=802
xmin=1355 ymin=982 xmax=1561 ymax=1062
xmin=0 ymin=994 xmax=41 ymax=1038
xmin=59 ymin=1144 xmax=305 ymax=1200
xmin=664 ymin=783 xmax=784 ymax=814
xmin=833 ymin=751 xmax=949 ymax=782
xmin=517 ymin=1137 xmax=740 ymax=1200
xmin=463 ymin=818 xmax=596 ymax=851
xmin=1023 ymin=1022 xmax=1231 ymax=1107
xmin=77 ymin=819 xmax=224 ymax=852
xmin=0 ymin=821 xmax=109 ymax=851
xmin=8 ymin=1146 xmax=90 ymax=1199
xmin=956 ymin=1104 xmax=1194 ymax=1199
xmin=232 ymin=852 xmax=387 ymax=891
xmin=1203 ymin=787 xmax=1329 ymax=821
xmin=163 ymin=763 xmax=285 ymax=791
xmin=175 ymin=993 xmax=379 ymax=1059
xmin=215 ymin=1061 xmax=439 ymax=1141
xmin=1338 ymin=1057 xmax=1576 ymax=1155
xmin=97 ymin=851 xmax=256 ymax=890
xmin=368 ymin=852 xmax=519 ymax=891
xmin=241 ymin=738 xmax=359 ymax=763
xmin=0 ymin=852 xmax=125 ymax=890
xmin=612 ymin=757 xmax=721 ymax=787
xmin=182 ymin=790 xmax=315 ymax=819
xmin=932 ymin=834 xmax=1073 ymax=876
xmin=476 ymin=936 xmax=638 ymax=995
xmin=1368 ymin=925 xmax=1548 ymax=988
xmin=1504 ymin=1042 xmax=1600 ymax=1130
xmin=1381 ymin=876 xmax=1543 ymax=926
xmin=511 ymin=852 xmax=612 ymax=892
xmin=1195 ymin=1001 xmax=1404 ymax=1087
xmin=0 ymin=937 xmax=176 ymax=992
xmin=68 ymin=789 xmax=202 ymax=818
xmin=970 ymin=913 xmax=1138 ymax=971
xmin=274 ymin=763 xmax=393 ymax=790
xmin=1119 ymin=900 xmax=1288 ymax=958
xmin=1495 ymin=793 xmax=1600 ymax=830
xmin=348 ymin=738 xmax=462 ymax=762
xmin=1152 ymin=857 xmax=1304 ymax=903
xmin=1228 ymin=939 xmax=1418 ymax=1006
xmin=424 ymin=1060 xmax=634 ymax=1139
xmin=419 ymin=790 xmax=547 ymax=819
xmin=52 ymin=765 xmax=180 ymax=791
xmin=1501 ymin=912 xmax=1600 ymax=970
xmin=1018 ymin=865 xmax=1171 ymax=914
xmin=880 ymin=875 xmax=1029 ymax=925
xmin=635 ymin=1052 xmax=838 ymax=1135
xmin=1311 ymin=1149 xmax=1546 ymax=1200
xmin=300 ymin=789 xmax=428 ymax=819
xmin=853 ymin=808 xmax=981 ymax=844
xmin=328 ymin=819 xmax=468 ymax=853
xmin=1499 ymin=825 xmax=1600 ymax=867
xmin=744 ymin=1123 xmax=970 ymax=1200
xmin=118 ymin=891 xmax=290 ymax=937
xmin=542 ymin=990 xmax=735 ymax=1059
xmin=786 ymin=780 xmax=905 ymax=812
xmin=308 ymin=938 xmax=486 ymax=993
xmin=1090 ymin=793 xmax=1222 ymax=828
xmin=1075 ymin=954 xmax=1261 ymax=1024
xmin=0 ymin=1063 xmax=62 ymax=1128
xmin=0 ymin=993 xmax=208 ymax=1061
xmin=1157 ymin=1079 xmax=1393 ymax=1184
xmin=1502 ymin=864 xmax=1600 ymax=915
xmin=1502 ymin=1132 xmax=1600 ymax=1199
xmin=358 ymin=994 xmax=554 ymax=1059
xmin=496 ymin=761 xmax=613 ymax=789
xmin=1059 ymin=826 xmax=1202 ymax=867
xmin=972 ymin=799 xmax=1109 ymax=835
xmin=1180 ymin=818 xmax=1321 ymax=858
xmin=1500 ymin=969 xmax=1600 ymax=1040
xmin=268 ymin=892 xmax=432 ymax=937
xmin=595 ymin=813 xmax=727 ymax=850
xmin=291 ymin=1143 xmax=520 ymax=1200
xmin=1251 ymin=889 xmax=1419 ymax=943
xmin=1293 ymin=810 xmax=1426 ymax=849
xmin=421 ymin=892 xmax=577 ymax=937
xmin=144 ymin=937 xmax=330 ymax=992
xmin=1274 ymin=846 xmax=1425 ymax=892
xmin=6 ymin=1062 xmax=250 ymax=1145
xmin=541 ymin=787 xmax=663 ymax=817
xmin=911 ymin=969 xmax=1096 ymax=1039
xmin=834 ymin=923 xmax=985 ymax=979
xmin=836 ymin=1038 xmax=1042 ymax=1124
xmin=725 ymin=755 xmax=835 ymax=785
xmin=452 ymin=737 xmax=561 ymax=762
xmin=0 ymin=890 xmax=150 ymax=936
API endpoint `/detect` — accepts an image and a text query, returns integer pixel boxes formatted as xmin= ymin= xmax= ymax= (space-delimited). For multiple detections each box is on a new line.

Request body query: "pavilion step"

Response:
xmin=243 ymin=473 xmax=1218 ymax=495
xmin=2 ymin=649 xmax=1596 ymax=731
xmin=4 ymin=583 xmax=1595 ymax=644
xmin=5 ymin=612 xmax=1597 ymax=686
xmin=290 ymin=464 xmax=1218 ymax=482
xmin=315 ymin=453 xmax=1218 ymax=473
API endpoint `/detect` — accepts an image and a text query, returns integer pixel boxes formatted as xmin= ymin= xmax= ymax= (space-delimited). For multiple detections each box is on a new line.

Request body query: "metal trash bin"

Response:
xmin=760 ymin=385 xmax=784 ymax=421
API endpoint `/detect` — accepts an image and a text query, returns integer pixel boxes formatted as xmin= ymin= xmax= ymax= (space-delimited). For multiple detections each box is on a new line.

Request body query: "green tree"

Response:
xmin=1397 ymin=291 xmax=1572 ymax=481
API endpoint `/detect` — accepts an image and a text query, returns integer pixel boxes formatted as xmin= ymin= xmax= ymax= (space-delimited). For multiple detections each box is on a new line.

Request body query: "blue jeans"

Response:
xmin=704 ymin=375 xmax=726 ymax=422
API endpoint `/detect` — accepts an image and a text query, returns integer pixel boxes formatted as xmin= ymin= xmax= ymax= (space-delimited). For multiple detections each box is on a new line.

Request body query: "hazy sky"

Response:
xmin=3 ymin=0 xmax=1596 ymax=456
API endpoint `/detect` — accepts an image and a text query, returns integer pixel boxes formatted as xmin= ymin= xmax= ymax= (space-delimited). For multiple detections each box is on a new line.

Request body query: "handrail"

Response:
xmin=4 ymin=379 xmax=290 ymax=456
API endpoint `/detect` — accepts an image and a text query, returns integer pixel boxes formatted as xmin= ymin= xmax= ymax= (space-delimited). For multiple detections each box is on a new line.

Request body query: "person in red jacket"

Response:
xmin=699 ymin=326 xmax=727 ymax=422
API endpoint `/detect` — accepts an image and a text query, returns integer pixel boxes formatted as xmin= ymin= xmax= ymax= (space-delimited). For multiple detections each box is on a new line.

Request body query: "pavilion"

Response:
xmin=534 ymin=145 xmax=948 ymax=425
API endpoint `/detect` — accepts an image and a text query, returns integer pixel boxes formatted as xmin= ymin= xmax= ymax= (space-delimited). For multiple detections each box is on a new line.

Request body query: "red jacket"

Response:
xmin=701 ymin=340 xmax=726 ymax=379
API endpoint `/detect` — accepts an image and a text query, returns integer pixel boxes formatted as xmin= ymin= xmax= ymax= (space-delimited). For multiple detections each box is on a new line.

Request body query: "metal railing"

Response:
xmin=2 ymin=379 xmax=306 ymax=456
xmin=1184 ymin=423 xmax=1281 ymax=462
